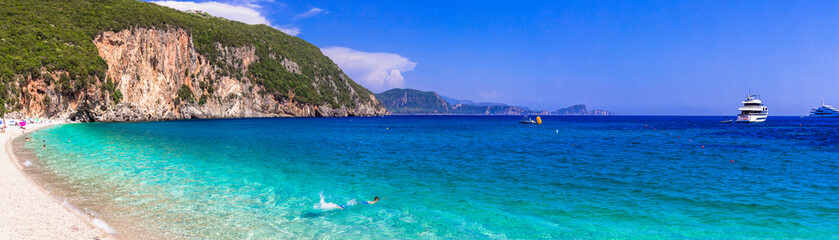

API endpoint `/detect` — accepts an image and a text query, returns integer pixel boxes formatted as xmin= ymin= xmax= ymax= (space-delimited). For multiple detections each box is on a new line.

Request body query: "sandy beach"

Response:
xmin=0 ymin=122 xmax=109 ymax=240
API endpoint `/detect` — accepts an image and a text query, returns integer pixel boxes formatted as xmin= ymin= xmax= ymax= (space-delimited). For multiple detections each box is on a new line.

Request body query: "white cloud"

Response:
xmin=321 ymin=47 xmax=417 ymax=92
xmin=151 ymin=1 xmax=300 ymax=36
xmin=232 ymin=0 xmax=276 ymax=9
xmin=274 ymin=26 xmax=300 ymax=36
xmin=293 ymin=7 xmax=327 ymax=20
xmin=152 ymin=1 xmax=268 ymax=25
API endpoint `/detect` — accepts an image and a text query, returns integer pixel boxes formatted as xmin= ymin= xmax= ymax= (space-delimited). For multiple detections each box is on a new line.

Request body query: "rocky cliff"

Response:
xmin=1 ymin=0 xmax=387 ymax=122
xmin=11 ymin=28 xmax=386 ymax=122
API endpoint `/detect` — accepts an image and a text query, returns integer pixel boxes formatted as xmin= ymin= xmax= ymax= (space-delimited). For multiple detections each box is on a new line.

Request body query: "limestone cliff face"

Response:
xmin=10 ymin=27 xmax=387 ymax=122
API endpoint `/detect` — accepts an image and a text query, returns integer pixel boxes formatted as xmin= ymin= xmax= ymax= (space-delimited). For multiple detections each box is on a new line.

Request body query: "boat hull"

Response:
xmin=808 ymin=113 xmax=839 ymax=118
xmin=736 ymin=114 xmax=767 ymax=123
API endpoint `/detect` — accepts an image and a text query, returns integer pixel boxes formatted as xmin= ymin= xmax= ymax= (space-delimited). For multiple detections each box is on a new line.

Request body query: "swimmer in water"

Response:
xmin=338 ymin=196 xmax=380 ymax=209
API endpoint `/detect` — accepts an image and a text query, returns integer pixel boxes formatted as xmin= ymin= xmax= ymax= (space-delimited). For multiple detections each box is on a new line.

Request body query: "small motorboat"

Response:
xmin=721 ymin=119 xmax=733 ymax=123
xmin=519 ymin=116 xmax=542 ymax=124
xmin=520 ymin=118 xmax=536 ymax=124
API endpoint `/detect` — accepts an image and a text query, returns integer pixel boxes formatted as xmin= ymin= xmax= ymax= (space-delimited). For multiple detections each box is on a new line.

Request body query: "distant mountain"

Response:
xmin=376 ymin=89 xmax=451 ymax=114
xmin=439 ymin=95 xmax=509 ymax=107
xmin=553 ymin=104 xmax=615 ymax=115
xmin=450 ymin=103 xmax=530 ymax=115
xmin=377 ymin=88 xmax=615 ymax=116
xmin=439 ymin=95 xmax=474 ymax=105
xmin=376 ymin=89 xmax=529 ymax=115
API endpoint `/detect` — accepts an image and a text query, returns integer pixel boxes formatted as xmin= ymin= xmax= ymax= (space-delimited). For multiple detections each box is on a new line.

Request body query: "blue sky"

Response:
xmin=150 ymin=0 xmax=839 ymax=115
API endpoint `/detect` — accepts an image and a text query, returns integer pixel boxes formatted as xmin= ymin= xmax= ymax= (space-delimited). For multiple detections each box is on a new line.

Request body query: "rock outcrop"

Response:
xmin=9 ymin=27 xmax=387 ymax=122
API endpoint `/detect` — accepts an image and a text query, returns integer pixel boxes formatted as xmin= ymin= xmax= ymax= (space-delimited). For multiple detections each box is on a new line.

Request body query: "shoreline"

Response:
xmin=0 ymin=122 xmax=111 ymax=239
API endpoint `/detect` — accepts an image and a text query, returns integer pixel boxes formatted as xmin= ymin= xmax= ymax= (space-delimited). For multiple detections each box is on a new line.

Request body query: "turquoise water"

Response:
xmin=21 ymin=116 xmax=839 ymax=239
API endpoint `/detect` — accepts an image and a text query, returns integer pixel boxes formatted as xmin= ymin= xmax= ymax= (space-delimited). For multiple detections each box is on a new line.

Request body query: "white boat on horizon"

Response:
xmin=809 ymin=100 xmax=839 ymax=118
xmin=736 ymin=93 xmax=768 ymax=123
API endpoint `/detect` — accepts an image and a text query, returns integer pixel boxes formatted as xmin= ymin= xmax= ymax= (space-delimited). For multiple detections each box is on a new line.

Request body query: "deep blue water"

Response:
xmin=22 ymin=116 xmax=839 ymax=239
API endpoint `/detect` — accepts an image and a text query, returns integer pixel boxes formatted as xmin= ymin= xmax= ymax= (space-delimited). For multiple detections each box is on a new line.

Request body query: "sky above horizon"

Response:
xmin=148 ymin=0 xmax=839 ymax=115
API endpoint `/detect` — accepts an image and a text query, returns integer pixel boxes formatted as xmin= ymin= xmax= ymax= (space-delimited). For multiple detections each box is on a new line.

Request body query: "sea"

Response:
xmin=15 ymin=116 xmax=839 ymax=239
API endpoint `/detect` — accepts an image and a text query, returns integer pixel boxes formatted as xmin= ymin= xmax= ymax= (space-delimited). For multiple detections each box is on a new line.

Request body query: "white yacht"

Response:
xmin=736 ymin=94 xmax=768 ymax=123
xmin=809 ymin=100 xmax=839 ymax=118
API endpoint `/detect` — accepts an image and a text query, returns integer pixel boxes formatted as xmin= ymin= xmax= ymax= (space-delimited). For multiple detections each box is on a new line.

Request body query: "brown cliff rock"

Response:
xmin=10 ymin=27 xmax=387 ymax=122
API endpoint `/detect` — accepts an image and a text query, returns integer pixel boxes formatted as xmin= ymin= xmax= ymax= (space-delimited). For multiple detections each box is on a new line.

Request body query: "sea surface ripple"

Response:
xmin=21 ymin=116 xmax=839 ymax=239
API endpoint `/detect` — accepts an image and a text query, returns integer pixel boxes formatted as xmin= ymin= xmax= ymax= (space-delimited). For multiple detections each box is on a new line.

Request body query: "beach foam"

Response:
xmin=92 ymin=217 xmax=117 ymax=235
xmin=61 ymin=198 xmax=92 ymax=220
xmin=62 ymin=196 xmax=118 ymax=235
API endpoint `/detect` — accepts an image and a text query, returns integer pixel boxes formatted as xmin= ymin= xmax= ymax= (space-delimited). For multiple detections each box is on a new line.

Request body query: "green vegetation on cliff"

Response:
xmin=0 ymin=0 xmax=374 ymax=110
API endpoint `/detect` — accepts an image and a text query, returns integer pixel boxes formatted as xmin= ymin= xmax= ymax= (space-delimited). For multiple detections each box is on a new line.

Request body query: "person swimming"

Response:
xmin=338 ymin=196 xmax=380 ymax=209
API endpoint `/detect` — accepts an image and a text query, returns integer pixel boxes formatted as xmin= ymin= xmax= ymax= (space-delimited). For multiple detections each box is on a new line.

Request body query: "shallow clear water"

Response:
xmin=21 ymin=116 xmax=839 ymax=239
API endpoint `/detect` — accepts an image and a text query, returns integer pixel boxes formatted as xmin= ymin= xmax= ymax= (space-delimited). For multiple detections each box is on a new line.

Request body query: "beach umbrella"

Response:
xmin=19 ymin=121 xmax=25 ymax=127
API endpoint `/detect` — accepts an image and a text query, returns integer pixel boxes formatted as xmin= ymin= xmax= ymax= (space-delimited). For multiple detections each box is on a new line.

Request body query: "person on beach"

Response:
xmin=338 ymin=196 xmax=380 ymax=210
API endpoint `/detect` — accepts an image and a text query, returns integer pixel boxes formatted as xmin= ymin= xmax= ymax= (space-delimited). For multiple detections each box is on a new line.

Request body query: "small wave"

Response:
xmin=61 ymin=198 xmax=117 ymax=234
xmin=62 ymin=198 xmax=87 ymax=217
xmin=92 ymin=217 xmax=117 ymax=234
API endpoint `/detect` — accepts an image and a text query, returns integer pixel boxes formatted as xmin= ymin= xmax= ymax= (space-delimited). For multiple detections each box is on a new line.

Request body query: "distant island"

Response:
xmin=375 ymin=88 xmax=615 ymax=115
